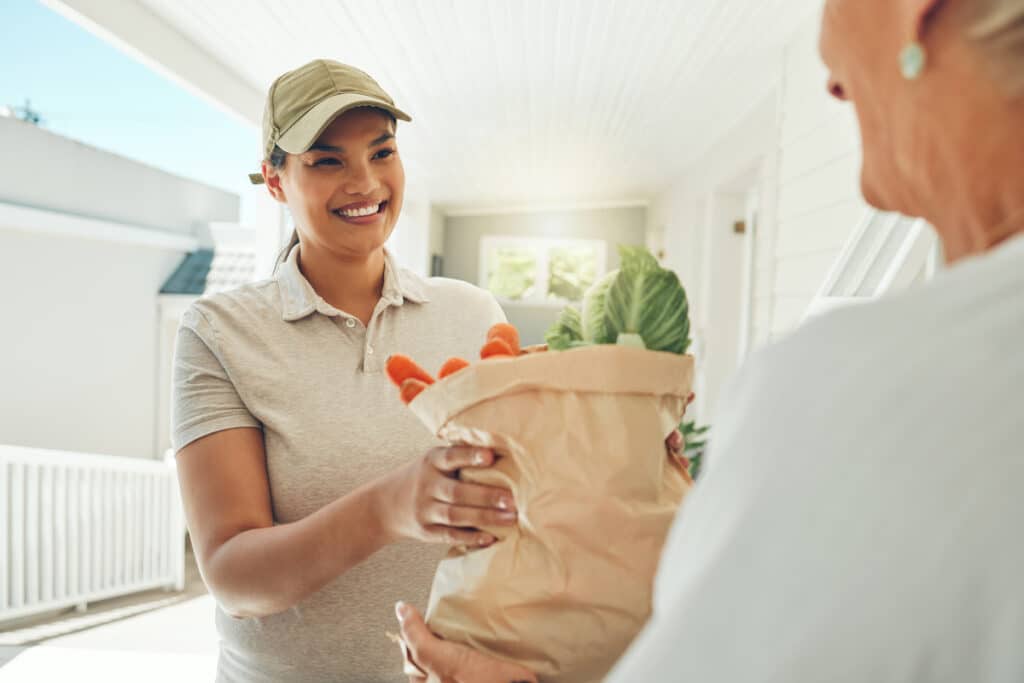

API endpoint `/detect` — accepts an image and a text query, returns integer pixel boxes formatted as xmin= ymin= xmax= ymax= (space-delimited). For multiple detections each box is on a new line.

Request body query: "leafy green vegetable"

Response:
xmin=580 ymin=270 xmax=616 ymax=344
xmin=605 ymin=246 xmax=690 ymax=354
xmin=564 ymin=245 xmax=691 ymax=354
xmin=545 ymin=305 xmax=584 ymax=350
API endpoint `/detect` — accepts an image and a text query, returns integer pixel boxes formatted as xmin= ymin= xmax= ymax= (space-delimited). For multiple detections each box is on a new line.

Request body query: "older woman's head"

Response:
xmin=819 ymin=0 xmax=1024 ymax=261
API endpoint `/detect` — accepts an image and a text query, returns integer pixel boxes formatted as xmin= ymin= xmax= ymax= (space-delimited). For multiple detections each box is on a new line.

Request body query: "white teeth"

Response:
xmin=339 ymin=203 xmax=381 ymax=218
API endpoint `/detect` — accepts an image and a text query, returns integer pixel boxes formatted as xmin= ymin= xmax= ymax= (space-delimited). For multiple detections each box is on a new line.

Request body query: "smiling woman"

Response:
xmin=263 ymin=107 xmax=406 ymax=322
xmin=170 ymin=60 xmax=514 ymax=683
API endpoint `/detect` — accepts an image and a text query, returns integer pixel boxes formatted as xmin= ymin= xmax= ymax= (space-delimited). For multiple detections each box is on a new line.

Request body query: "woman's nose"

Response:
xmin=342 ymin=162 xmax=378 ymax=195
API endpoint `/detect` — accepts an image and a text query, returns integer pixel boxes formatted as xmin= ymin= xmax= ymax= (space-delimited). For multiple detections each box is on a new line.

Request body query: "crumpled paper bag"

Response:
xmin=407 ymin=345 xmax=694 ymax=683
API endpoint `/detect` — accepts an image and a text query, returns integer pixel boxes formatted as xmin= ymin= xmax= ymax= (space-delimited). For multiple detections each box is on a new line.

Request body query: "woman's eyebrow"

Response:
xmin=308 ymin=132 xmax=393 ymax=153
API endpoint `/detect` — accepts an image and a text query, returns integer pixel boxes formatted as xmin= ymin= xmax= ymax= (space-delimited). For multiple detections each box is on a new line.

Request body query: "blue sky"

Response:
xmin=0 ymin=0 xmax=260 ymax=223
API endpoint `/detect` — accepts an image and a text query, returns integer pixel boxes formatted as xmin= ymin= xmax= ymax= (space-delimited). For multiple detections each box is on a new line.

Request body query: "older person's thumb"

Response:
xmin=396 ymin=602 xmax=433 ymax=663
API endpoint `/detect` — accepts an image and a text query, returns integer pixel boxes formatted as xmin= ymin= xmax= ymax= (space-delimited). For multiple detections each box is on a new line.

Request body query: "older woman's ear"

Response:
xmin=903 ymin=0 xmax=945 ymax=35
xmin=895 ymin=0 xmax=945 ymax=80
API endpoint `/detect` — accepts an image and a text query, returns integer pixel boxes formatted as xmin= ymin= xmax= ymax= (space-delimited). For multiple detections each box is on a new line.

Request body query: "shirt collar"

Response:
xmin=277 ymin=243 xmax=430 ymax=322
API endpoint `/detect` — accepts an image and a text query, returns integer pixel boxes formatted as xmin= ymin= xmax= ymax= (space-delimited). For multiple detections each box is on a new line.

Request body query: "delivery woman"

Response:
xmin=171 ymin=59 xmax=518 ymax=683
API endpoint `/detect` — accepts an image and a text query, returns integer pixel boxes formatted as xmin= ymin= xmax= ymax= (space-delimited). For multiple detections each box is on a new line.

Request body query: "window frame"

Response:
xmin=478 ymin=235 xmax=608 ymax=307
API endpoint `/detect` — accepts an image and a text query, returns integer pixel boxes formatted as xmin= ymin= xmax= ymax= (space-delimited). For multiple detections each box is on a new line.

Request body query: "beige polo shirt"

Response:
xmin=172 ymin=244 xmax=506 ymax=683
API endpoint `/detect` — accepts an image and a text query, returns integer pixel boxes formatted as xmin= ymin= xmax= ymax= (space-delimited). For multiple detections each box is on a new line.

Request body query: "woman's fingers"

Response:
xmin=424 ymin=524 xmax=496 ymax=547
xmin=666 ymin=429 xmax=684 ymax=454
xmin=396 ymin=602 xmax=449 ymax=678
xmin=420 ymin=446 xmax=518 ymax=546
xmin=428 ymin=445 xmax=494 ymax=474
xmin=396 ymin=601 xmax=539 ymax=683
xmin=425 ymin=502 xmax=517 ymax=530
xmin=434 ymin=478 xmax=515 ymax=513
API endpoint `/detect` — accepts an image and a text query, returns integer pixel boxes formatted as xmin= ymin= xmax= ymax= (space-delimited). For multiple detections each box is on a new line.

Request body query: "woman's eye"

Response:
xmin=313 ymin=158 xmax=341 ymax=166
xmin=373 ymin=148 xmax=395 ymax=160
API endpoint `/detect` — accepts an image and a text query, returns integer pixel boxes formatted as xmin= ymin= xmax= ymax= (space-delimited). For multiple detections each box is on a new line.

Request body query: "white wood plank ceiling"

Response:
xmin=129 ymin=0 xmax=818 ymax=207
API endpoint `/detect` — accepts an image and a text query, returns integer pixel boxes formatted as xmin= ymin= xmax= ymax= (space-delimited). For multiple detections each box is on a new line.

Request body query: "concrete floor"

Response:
xmin=0 ymin=551 xmax=219 ymax=682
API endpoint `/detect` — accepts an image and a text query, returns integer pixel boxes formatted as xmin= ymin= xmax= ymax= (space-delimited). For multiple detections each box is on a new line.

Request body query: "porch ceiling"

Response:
xmin=47 ymin=0 xmax=819 ymax=207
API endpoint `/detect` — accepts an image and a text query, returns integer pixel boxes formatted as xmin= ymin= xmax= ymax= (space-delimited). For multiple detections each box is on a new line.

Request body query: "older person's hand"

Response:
xmin=396 ymin=602 xmax=537 ymax=683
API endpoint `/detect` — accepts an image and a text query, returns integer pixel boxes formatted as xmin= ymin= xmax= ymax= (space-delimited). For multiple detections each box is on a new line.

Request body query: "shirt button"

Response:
xmin=345 ymin=318 xmax=356 ymax=328
xmin=366 ymin=346 xmax=374 ymax=354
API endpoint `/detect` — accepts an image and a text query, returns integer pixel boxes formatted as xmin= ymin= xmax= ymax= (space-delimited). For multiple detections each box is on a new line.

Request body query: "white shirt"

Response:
xmin=609 ymin=234 xmax=1024 ymax=683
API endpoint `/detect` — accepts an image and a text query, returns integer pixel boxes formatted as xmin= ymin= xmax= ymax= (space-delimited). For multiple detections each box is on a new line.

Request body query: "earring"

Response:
xmin=900 ymin=42 xmax=927 ymax=80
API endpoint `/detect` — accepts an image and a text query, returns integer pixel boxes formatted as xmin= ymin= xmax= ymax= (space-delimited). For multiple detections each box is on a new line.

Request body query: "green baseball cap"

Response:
xmin=248 ymin=59 xmax=411 ymax=184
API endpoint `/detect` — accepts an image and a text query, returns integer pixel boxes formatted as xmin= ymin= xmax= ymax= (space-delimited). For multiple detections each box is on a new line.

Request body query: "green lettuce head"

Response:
xmin=551 ymin=245 xmax=690 ymax=354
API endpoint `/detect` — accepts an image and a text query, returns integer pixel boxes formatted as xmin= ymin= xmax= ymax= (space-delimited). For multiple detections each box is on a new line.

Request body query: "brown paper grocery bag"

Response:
xmin=408 ymin=345 xmax=694 ymax=683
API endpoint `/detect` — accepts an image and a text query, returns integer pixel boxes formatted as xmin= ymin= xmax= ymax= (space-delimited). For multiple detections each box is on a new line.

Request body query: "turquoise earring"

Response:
xmin=900 ymin=42 xmax=927 ymax=80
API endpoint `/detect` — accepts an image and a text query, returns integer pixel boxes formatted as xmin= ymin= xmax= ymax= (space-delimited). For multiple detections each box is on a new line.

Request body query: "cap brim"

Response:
xmin=277 ymin=92 xmax=411 ymax=156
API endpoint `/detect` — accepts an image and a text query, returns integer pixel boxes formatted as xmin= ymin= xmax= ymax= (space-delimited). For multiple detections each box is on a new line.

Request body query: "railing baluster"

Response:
xmin=0 ymin=446 xmax=184 ymax=623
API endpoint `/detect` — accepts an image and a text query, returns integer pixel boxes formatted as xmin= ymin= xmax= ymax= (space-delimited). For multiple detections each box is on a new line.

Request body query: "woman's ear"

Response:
xmin=904 ymin=0 xmax=946 ymax=41
xmin=263 ymin=160 xmax=288 ymax=203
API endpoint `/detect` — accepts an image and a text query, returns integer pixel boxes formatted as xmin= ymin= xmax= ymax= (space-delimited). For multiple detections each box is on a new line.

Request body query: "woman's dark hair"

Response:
xmin=272 ymin=108 xmax=397 ymax=272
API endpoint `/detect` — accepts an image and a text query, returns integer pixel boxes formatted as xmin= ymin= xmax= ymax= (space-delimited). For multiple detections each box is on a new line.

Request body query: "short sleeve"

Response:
xmin=171 ymin=307 xmax=261 ymax=452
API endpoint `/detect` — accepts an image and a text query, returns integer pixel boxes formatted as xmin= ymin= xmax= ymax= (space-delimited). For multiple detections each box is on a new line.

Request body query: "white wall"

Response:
xmin=429 ymin=205 xmax=446 ymax=274
xmin=0 ymin=222 xmax=188 ymax=459
xmin=0 ymin=117 xmax=238 ymax=238
xmin=0 ymin=120 xmax=240 ymax=459
xmin=699 ymin=192 xmax=748 ymax=418
xmin=769 ymin=12 xmax=868 ymax=335
xmin=650 ymin=92 xmax=780 ymax=420
xmin=387 ymin=195 xmax=432 ymax=278
xmin=652 ymin=10 xmax=870 ymax=421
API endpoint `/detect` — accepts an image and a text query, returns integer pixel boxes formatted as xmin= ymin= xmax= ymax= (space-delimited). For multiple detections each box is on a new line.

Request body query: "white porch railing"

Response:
xmin=806 ymin=209 xmax=939 ymax=319
xmin=0 ymin=445 xmax=185 ymax=624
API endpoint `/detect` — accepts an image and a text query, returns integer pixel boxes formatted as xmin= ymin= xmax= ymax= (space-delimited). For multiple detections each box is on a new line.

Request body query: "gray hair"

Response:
xmin=965 ymin=0 xmax=1024 ymax=94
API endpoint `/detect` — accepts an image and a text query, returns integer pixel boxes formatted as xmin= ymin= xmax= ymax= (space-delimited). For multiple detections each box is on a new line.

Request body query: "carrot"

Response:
xmin=480 ymin=337 xmax=514 ymax=359
xmin=439 ymin=357 xmax=470 ymax=379
xmin=486 ymin=323 xmax=521 ymax=355
xmin=399 ymin=378 xmax=429 ymax=404
xmin=386 ymin=354 xmax=435 ymax=387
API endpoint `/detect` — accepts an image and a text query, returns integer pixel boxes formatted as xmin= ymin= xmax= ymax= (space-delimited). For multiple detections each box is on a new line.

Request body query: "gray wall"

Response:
xmin=443 ymin=206 xmax=648 ymax=345
xmin=1 ymin=116 xmax=239 ymax=238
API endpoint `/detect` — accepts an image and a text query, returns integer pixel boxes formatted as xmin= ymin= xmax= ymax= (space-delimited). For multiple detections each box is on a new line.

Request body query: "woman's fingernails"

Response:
xmin=478 ymin=535 xmax=496 ymax=546
xmin=395 ymin=601 xmax=409 ymax=622
xmin=500 ymin=511 xmax=518 ymax=521
xmin=474 ymin=449 xmax=489 ymax=465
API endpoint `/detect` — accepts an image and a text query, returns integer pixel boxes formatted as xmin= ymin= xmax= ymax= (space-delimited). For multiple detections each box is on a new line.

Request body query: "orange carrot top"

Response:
xmin=486 ymin=323 xmax=521 ymax=356
xmin=386 ymin=354 xmax=435 ymax=387
xmin=439 ymin=357 xmax=471 ymax=379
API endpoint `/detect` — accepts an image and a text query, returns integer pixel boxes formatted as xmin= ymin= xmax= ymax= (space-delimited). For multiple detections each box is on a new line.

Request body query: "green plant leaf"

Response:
xmin=545 ymin=305 xmax=584 ymax=350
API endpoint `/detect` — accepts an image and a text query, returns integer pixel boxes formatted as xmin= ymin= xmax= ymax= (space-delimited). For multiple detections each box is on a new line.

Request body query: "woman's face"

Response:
xmin=269 ymin=107 xmax=405 ymax=260
xmin=819 ymin=0 xmax=928 ymax=213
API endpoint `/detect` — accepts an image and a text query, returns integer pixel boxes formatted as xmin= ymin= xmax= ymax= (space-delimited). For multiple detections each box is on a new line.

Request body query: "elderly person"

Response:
xmin=396 ymin=0 xmax=1024 ymax=681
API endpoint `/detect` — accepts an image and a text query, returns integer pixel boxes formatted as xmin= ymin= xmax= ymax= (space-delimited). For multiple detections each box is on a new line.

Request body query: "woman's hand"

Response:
xmin=667 ymin=392 xmax=696 ymax=479
xmin=396 ymin=601 xmax=537 ymax=683
xmin=377 ymin=446 xmax=517 ymax=547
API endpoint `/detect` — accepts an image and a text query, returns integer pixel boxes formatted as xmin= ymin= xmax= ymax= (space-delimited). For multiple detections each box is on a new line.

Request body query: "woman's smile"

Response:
xmin=331 ymin=199 xmax=390 ymax=226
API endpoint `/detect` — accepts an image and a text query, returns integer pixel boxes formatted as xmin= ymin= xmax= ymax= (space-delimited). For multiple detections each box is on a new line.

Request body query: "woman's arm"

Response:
xmin=177 ymin=428 xmax=516 ymax=619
